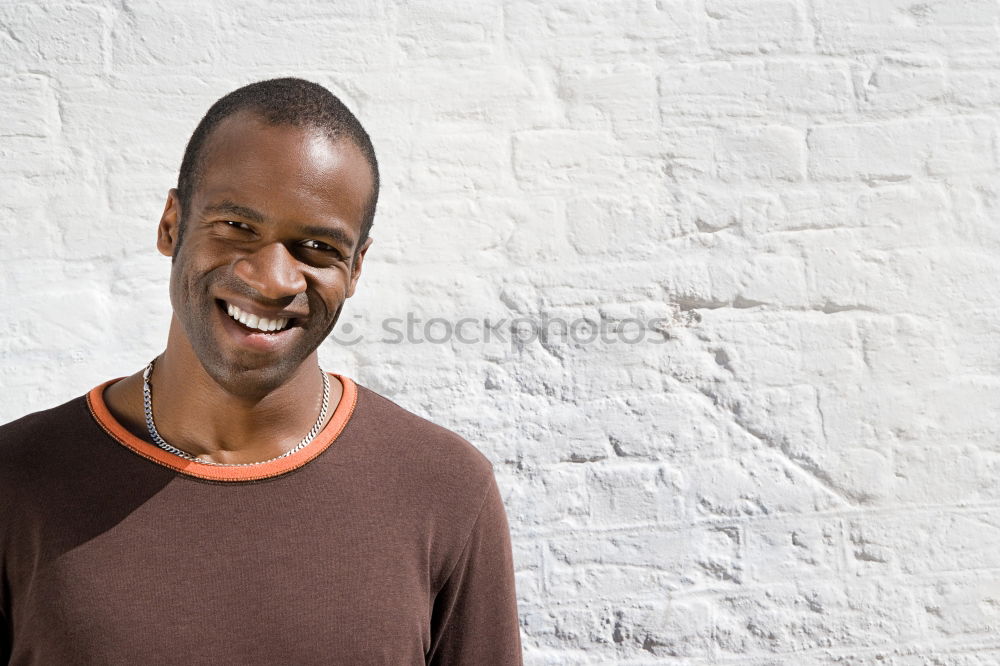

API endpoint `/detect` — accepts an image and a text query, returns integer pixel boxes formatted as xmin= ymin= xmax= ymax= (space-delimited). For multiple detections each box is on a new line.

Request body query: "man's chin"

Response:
xmin=198 ymin=350 xmax=313 ymax=399
xmin=180 ymin=306 xmax=330 ymax=397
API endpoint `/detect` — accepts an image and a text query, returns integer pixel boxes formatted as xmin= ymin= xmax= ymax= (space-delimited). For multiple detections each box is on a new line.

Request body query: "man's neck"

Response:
xmin=103 ymin=325 xmax=341 ymax=465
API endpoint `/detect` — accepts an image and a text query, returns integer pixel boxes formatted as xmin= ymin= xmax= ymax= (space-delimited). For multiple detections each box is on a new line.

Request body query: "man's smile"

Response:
xmin=225 ymin=301 xmax=292 ymax=332
xmin=214 ymin=297 xmax=309 ymax=352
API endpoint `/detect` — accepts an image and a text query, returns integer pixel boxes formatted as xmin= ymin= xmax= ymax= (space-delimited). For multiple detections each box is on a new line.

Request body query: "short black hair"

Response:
xmin=175 ymin=77 xmax=379 ymax=253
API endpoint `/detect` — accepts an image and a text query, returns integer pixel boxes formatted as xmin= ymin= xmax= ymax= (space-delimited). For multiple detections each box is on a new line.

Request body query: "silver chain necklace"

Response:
xmin=142 ymin=359 xmax=331 ymax=467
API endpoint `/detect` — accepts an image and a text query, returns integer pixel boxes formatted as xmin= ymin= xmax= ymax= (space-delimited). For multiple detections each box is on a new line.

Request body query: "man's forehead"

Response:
xmin=195 ymin=112 xmax=374 ymax=206
xmin=200 ymin=112 xmax=330 ymax=166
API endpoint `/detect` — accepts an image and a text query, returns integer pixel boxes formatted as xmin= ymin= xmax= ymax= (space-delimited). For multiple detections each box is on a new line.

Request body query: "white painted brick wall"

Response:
xmin=2 ymin=0 xmax=999 ymax=663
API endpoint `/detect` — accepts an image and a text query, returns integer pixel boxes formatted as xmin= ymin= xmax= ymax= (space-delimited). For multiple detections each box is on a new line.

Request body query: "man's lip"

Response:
xmin=215 ymin=300 xmax=302 ymax=352
xmin=215 ymin=297 xmax=308 ymax=323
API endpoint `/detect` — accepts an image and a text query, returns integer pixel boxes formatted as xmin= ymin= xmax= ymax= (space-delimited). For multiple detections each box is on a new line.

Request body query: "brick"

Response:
xmin=559 ymin=62 xmax=657 ymax=131
xmin=111 ymin=0 xmax=219 ymax=69
xmin=380 ymin=196 xmax=516 ymax=265
xmin=950 ymin=56 xmax=1000 ymax=108
xmin=395 ymin=1 xmax=500 ymax=59
xmin=104 ymin=153 xmax=176 ymax=216
xmin=714 ymin=579 xmax=922 ymax=655
xmin=565 ymin=195 xmax=678 ymax=257
xmin=632 ymin=0 xmax=705 ymax=55
xmin=0 ymin=3 xmax=107 ymax=69
xmin=808 ymin=118 xmax=997 ymax=181
xmin=601 ymin=599 xmax=715 ymax=658
xmin=687 ymin=452 xmax=842 ymax=518
xmin=743 ymin=517 xmax=844 ymax=585
xmin=899 ymin=377 xmax=1000 ymax=449
xmin=738 ymin=254 xmax=808 ymax=306
xmin=586 ymin=463 xmax=684 ymax=526
xmin=717 ymin=125 xmax=806 ymax=182
xmin=845 ymin=510 xmax=1000 ymax=577
xmin=661 ymin=125 xmax=807 ymax=184
xmin=852 ymin=55 xmax=946 ymax=112
xmin=855 ymin=315 xmax=961 ymax=383
xmin=891 ymin=444 xmax=982 ymax=506
xmin=916 ymin=578 xmax=1000 ymax=640
xmin=660 ymin=126 xmax=717 ymax=182
xmin=407 ymin=130 xmax=511 ymax=193
xmin=547 ymin=524 xmax=743 ymax=591
xmin=513 ymin=130 xmax=624 ymax=188
xmin=365 ymin=64 xmax=558 ymax=130
xmin=505 ymin=0 xmax=701 ymax=59
xmin=590 ymin=392 xmax=729 ymax=463
xmin=0 ymin=178 xmax=64 ymax=261
xmin=699 ymin=313 xmax=861 ymax=387
xmin=660 ymin=60 xmax=853 ymax=118
xmin=57 ymin=77 xmax=209 ymax=157
xmin=813 ymin=0 xmax=1000 ymax=54
xmin=705 ymin=0 xmax=809 ymax=54
xmin=0 ymin=75 xmax=60 ymax=139
xmin=502 ymin=466 xmax=589 ymax=529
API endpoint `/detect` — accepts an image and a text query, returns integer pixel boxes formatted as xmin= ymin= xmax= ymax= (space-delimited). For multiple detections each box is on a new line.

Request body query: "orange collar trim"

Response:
xmin=86 ymin=374 xmax=357 ymax=482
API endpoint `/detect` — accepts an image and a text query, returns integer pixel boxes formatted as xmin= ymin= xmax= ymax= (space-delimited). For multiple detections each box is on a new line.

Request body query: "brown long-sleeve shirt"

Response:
xmin=0 ymin=375 xmax=523 ymax=665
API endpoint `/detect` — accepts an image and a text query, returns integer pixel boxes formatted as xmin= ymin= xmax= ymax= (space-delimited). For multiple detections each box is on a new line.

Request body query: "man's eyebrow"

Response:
xmin=203 ymin=200 xmax=266 ymax=224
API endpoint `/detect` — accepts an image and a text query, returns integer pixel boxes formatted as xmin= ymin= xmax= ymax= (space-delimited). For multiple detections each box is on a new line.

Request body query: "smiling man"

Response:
xmin=0 ymin=78 xmax=523 ymax=664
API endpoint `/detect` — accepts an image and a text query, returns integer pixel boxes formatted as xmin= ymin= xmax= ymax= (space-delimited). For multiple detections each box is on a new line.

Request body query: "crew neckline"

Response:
xmin=86 ymin=373 xmax=357 ymax=482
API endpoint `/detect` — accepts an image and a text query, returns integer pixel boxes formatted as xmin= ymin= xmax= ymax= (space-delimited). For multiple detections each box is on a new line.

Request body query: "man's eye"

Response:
xmin=301 ymin=239 xmax=334 ymax=252
xmin=225 ymin=221 xmax=252 ymax=231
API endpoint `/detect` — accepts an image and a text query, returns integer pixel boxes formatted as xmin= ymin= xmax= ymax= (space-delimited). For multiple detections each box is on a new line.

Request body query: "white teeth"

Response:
xmin=225 ymin=302 xmax=290 ymax=333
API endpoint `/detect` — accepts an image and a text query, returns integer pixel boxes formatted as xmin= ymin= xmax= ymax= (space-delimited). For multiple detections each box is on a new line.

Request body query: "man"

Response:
xmin=0 ymin=78 xmax=522 ymax=664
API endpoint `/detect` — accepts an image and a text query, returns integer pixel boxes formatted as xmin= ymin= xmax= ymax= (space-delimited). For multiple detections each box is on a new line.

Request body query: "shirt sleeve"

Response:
xmin=427 ymin=473 xmax=523 ymax=665
xmin=1 ymin=603 xmax=9 ymax=664
xmin=2 ymin=569 xmax=9 ymax=655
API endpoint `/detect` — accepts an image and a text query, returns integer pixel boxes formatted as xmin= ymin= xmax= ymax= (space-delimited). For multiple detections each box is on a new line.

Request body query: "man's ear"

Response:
xmin=346 ymin=236 xmax=374 ymax=298
xmin=157 ymin=189 xmax=182 ymax=257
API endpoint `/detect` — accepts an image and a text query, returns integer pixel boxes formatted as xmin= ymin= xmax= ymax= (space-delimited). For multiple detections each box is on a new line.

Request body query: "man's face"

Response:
xmin=156 ymin=111 xmax=374 ymax=397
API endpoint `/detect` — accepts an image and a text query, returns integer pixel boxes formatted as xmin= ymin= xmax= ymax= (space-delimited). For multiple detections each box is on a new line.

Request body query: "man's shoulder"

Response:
xmin=345 ymin=383 xmax=504 ymax=570
xmin=0 ymin=393 xmax=94 ymax=496
xmin=0 ymin=394 xmax=90 ymax=457
xmin=348 ymin=382 xmax=496 ymax=485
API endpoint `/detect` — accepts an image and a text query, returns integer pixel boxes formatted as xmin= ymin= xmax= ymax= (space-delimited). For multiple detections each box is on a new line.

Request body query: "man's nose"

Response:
xmin=233 ymin=242 xmax=307 ymax=300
